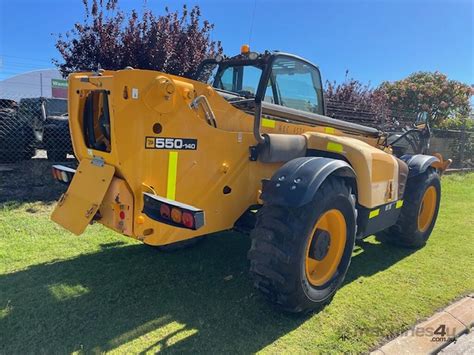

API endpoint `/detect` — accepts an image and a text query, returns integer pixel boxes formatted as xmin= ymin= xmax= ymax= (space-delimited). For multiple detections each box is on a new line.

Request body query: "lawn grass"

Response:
xmin=0 ymin=173 xmax=473 ymax=353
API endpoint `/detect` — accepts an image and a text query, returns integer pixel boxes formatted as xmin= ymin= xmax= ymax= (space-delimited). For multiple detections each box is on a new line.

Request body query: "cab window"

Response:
xmin=83 ymin=90 xmax=111 ymax=152
xmin=265 ymin=57 xmax=323 ymax=115
xmin=214 ymin=65 xmax=262 ymax=96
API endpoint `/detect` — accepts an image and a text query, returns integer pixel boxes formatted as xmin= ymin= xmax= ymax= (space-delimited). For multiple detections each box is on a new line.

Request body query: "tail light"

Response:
xmin=160 ymin=204 xmax=170 ymax=219
xmin=142 ymin=192 xmax=204 ymax=230
xmin=182 ymin=212 xmax=194 ymax=229
xmin=52 ymin=165 xmax=76 ymax=184
xmin=171 ymin=208 xmax=182 ymax=223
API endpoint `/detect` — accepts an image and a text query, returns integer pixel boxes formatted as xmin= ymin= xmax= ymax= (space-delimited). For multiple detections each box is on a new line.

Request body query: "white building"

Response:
xmin=0 ymin=69 xmax=64 ymax=101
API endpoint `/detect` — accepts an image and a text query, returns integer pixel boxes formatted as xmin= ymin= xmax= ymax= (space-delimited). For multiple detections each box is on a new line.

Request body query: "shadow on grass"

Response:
xmin=0 ymin=232 xmax=415 ymax=353
xmin=346 ymin=237 xmax=417 ymax=285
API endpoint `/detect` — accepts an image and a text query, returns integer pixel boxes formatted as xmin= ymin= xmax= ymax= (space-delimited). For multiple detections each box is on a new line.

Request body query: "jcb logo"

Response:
xmin=145 ymin=138 xmax=155 ymax=148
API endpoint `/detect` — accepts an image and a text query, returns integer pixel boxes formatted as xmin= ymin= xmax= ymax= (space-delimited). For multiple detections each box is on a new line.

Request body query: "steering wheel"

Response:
xmin=235 ymin=90 xmax=255 ymax=99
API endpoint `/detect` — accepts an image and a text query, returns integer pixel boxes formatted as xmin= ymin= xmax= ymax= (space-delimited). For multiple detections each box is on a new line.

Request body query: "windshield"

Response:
xmin=196 ymin=62 xmax=263 ymax=98
xmin=268 ymin=57 xmax=323 ymax=114
xmin=45 ymin=99 xmax=68 ymax=116
xmin=215 ymin=65 xmax=262 ymax=97
xmin=195 ymin=55 xmax=324 ymax=115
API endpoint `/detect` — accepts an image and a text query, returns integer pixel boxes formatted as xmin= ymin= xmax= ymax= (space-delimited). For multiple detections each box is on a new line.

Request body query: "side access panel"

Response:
xmin=305 ymin=132 xmax=399 ymax=208
xmin=51 ymin=159 xmax=115 ymax=235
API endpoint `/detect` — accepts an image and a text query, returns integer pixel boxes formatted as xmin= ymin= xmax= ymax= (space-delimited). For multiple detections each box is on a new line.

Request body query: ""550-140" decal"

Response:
xmin=145 ymin=137 xmax=198 ymax=150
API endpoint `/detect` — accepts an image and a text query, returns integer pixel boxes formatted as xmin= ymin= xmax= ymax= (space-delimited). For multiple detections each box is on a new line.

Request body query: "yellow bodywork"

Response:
xmin=53 ymin=69 xmax=405 ymax=245
xmin=51 ymin=159 xmax=115 ymax=235
xmin=304 ymin=132 xmax=400 ymax=207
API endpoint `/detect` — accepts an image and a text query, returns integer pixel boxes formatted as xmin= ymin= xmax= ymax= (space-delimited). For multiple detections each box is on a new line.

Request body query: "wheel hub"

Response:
xmin=309 ymin=229 xmax=331 ymax=261
xmin=305 ymin=209 xmax=347 ymax=287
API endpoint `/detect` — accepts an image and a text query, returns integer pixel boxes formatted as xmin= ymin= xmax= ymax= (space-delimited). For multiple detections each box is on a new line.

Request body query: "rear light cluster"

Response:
xmin=142 ymin=192 xmax=205 ymax=230
xmin=160 ymin=204 xmax=195 ymax=228
xmin=52 ymin=165 xmax=76 ymax=184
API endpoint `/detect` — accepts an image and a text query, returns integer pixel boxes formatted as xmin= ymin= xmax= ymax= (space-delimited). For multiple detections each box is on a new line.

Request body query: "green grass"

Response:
xmin=1 ymin=174 xmax=473 ymax=353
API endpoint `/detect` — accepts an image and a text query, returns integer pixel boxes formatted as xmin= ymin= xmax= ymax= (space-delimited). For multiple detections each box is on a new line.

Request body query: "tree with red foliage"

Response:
xmin=324 ymin=71 xmax=472 ymax=128
xmin=54 ymin=0 xmax=222 ymax=78
xmin=324 ymin=72 xmax=389 ymax=126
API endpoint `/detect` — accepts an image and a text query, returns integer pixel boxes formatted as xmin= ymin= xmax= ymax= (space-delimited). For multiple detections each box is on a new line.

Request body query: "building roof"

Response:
xmin=0 ymin=69 xmax=64 ymax=100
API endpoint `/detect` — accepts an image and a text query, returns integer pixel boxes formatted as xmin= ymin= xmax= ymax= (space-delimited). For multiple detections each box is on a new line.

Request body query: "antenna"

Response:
xmin=248 ymin=0 xmax=257 ymax=45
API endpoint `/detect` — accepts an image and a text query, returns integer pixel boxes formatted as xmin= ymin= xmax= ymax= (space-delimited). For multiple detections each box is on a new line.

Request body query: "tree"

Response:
xmin=380 ymin=72 xmax=472 ymax=126
xmin=324 ymin=72 xmax=389 ymax=126
xmin=54 ymin=0 xmax=222 ymax=78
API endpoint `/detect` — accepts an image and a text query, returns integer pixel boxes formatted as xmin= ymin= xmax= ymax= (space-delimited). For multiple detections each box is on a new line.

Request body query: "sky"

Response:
xmin=0 ymin=0 xmax=473 ymax=87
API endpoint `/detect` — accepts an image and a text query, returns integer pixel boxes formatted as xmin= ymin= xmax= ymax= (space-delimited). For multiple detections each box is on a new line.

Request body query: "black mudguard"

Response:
xmin=400 ymin=154 xmax=439 ymax=177
xmin=260 ymin=157 xmax=355 ymax=208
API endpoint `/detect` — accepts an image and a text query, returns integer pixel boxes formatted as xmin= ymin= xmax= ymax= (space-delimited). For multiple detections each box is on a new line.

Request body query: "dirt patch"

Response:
xmin=0 ymin=159 xmax=76 ymax=204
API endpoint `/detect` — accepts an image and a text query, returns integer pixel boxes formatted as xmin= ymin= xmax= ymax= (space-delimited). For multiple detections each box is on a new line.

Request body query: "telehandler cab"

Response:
xmin=51 ymin=45 xmax=450 ymax=312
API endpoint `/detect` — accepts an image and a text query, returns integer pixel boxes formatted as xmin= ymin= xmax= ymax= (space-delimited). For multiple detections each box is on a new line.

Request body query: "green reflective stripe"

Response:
xmin=369 ymin=209 xmax=380 ymax=219
xmin=166 ymin=152 xmax=178 ymax=200
xmin=396 ymin=200 xmax=404 ymax=209
xmin=326 ymin=141 xmax=343 ymax=153
xmin=262 ymin=118 xmax=276 ymax=128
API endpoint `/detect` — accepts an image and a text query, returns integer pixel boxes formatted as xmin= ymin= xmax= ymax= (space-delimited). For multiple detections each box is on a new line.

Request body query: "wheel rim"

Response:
xmin=417 ymin=186 xmax=437 ymax=232
xmin=305 ymin=209 xmax=347 ymax=286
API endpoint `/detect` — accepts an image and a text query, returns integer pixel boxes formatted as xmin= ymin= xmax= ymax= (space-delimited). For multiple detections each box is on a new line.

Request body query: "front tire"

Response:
xmin=248 ymin=177 xmax=356 ymax=313
xmin=378 ymin=168 xmax=441 ymax=248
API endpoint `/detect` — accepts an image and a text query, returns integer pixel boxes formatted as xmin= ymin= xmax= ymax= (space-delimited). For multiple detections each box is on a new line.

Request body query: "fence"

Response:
xmin=0 ymin=96 xmax=73 ymax=163
xmin=0 ymin=93 xmax=472 ymax=168
xmin=325 ymin=99 xmax=418 ymax=130
xmin=429 ymin=128 xmax=474 ymax=168
xmin=326 ymin=99 xmax=474 ymax=168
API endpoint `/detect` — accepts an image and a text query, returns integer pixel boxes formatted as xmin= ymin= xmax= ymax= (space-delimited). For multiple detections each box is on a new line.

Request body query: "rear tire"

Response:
xmin=248 ymin=177 xmax=356 ymax=313
xmin=378 ymin=168 xmax=441 ymax=248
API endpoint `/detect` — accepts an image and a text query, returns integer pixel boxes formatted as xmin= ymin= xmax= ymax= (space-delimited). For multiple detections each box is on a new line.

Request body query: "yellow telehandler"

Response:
xmin=51 ymin=45 xmax=450 ymax=312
